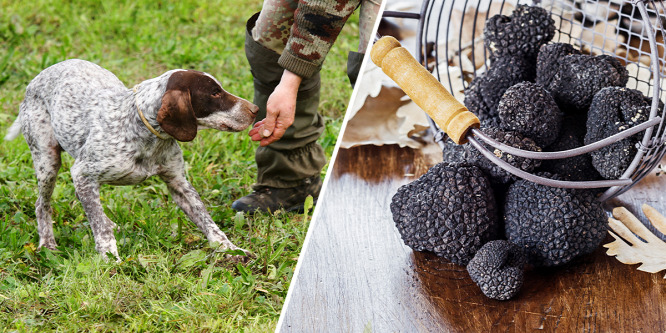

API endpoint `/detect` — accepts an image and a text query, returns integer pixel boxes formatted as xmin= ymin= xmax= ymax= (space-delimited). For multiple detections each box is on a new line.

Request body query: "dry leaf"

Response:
xmin=541 ymin=0 xmax=578 ymax=44
xmin=604 ymin=204 xmax=666 ymax=278
xmin=341 ymin=87 xmax=428 ymax=149
xmin=436 ymin=3 xmax=513 ymax=71
xmin=580 ymin=19 xmax=626 ymax=56
xmin=462 ymin=40 xmax=491 ymax=70
xmin=396 ymin=100 xmax=429 ymax=138
xmin=447 ymin=2 xmax=514 ymax=52
xmin=343 ymin=0 xmax=435 ymax=149
xmin=625 ymin=62 xmax=666 ymax=102
xmin=433 ymin=61 xmax=468 ymax=102
xmin=349 ymin=62 xmax=385 ymax=118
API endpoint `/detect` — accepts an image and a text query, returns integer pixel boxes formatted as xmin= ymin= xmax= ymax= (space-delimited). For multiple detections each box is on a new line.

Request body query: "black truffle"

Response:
xmin=504 ymin=175 xmax=607 ymax=267
xmin=464 ymin=56 xmax=534 ymax=124
xmin=536 ymin=43 xmax=582 ymax=88
xmin=468 ymin=127 xmax=542 ymax=185
xmin=483 ymin=5 xmax=555 ymax=60
xmin=584 ymin=87 xmax=650 ymax=179
xmin=390 ymin=163 xmax=500 ymax=265
xmin=540 ymin=118 xmax=601 ymax=181
xmin=441 ymin=139 xmax=472 ymax=164
xmin=546 ymin=54 xmax=629 ymax=112
xmin=467 ymin=240 xmax=527 ymax=300
xmin=498 ymin=82 xmax=563 ymax=147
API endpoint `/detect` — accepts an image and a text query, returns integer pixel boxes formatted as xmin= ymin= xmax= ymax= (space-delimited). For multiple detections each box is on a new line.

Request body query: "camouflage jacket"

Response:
xmin=279 ymin=0 xmax=361 ymax=79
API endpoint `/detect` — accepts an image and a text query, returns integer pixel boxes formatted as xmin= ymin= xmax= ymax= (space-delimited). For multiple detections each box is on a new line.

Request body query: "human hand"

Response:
xmin=249 ymin=70 xmax=302 ymax=146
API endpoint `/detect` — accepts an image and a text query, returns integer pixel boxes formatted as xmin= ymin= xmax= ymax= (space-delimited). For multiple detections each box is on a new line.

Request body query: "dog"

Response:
xmin=4 ymin=59 xmax=259 ymax=260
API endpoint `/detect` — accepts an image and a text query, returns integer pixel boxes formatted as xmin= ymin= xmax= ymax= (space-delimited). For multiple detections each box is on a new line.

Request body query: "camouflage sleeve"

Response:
xmin=278 ymin=0 xmax=361 ymax=79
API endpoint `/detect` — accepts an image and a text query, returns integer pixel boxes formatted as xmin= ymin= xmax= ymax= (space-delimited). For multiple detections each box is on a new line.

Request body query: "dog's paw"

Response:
xmin=38 ymin=239 xmax=58 ymax=251
xmin=225 ymin=251 xmax=253 ymax=264
xmin=99 ymin=251 xmax=121 ymax=263
xmin=96 ymin=243 xmax=121 ymax=263
xmin=212 ymin=243 xmax=255 ymax=264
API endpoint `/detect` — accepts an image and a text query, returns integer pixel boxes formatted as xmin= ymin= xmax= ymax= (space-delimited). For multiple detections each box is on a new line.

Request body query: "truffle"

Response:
xmin=536 ymin=43 xmax=582 ymax=88
xmin=540 ymin=118 xmax=601 ymax=181
xmin=498 ymin=82 xmax=563 ymax=147
xmin=483 ymin=5 xmax=555 ymax=60
xmin=441 ymin=139 xmax=472 ymax=164
xmin=467 ymin=240 xmax=527 ymax=300
xmin=585 ymin=87 xmax=650 ymax=179
xmin=468 ymin=127 xmax=542 ymax=185
xmin=546 ymin=54 xmax=629 ymax=112
xmin=464 ymin=56 xmax=534 ymax=124
xmin=390 ymin=163 xmax=500 ymax=265
xmin=504 ymin=174 xmax=607 ymax=267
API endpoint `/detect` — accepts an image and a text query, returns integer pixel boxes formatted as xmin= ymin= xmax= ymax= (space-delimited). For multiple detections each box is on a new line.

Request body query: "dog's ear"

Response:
xmin=157 ymin=89 xmax=197 ymax=142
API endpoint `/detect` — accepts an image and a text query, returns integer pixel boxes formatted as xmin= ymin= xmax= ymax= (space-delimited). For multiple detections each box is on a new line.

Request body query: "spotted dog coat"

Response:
xmin=5 ymin=59 xmax=259 ymax=260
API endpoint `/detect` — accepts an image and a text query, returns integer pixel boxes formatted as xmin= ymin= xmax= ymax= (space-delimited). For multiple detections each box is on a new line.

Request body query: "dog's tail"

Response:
xmin=4 ymin=115 xmax=22 ymax=141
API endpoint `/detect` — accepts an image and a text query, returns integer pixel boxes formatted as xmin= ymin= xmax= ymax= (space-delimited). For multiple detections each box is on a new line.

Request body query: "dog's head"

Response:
xmin=157 ymin=70 xmax=258 ymax=142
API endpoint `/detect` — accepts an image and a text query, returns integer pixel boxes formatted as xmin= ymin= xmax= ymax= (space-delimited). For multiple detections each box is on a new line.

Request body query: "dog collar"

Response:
xmin=133 ymin=86 xmax=169 ymax=140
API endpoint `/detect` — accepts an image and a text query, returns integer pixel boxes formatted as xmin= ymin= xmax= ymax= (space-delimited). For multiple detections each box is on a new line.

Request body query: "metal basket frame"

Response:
xmin=384 ymin=0 xmax=666 ymax=201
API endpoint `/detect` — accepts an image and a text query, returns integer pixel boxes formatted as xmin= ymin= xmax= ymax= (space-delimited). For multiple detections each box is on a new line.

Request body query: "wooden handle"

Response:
xmin=371 ymin=36 xmax=479 ymax=144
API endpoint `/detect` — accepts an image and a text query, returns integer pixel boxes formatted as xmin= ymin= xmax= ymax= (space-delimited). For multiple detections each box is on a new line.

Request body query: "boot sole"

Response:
xmin=285 ymin=197 xmax=318 ymax=214
xmin=232 ymin=198 xmax=318 ymax=214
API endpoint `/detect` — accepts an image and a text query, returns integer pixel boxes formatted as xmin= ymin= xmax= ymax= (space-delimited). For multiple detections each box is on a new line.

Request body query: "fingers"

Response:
xmin=258 ymin=116 xmax=293 ymax=146
xmin=249 ymin=120 xmax=265 ymax=141
xmin=248 ymin=117 xmax=292 ymax=146
xmin=259 ymin=132 xmax=280 ymax=146
xmin=261 ymin=109 xmax=277 ymax=138
xmin=248 ymin=101 xmax=296 ymax=145
xmin=262 ymin=126 xmax=287 ymax=146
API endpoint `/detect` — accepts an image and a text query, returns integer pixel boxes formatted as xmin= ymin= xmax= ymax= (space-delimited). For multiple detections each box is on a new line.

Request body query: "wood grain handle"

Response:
xmin=370 ymin=36 xmax=479 ymax=144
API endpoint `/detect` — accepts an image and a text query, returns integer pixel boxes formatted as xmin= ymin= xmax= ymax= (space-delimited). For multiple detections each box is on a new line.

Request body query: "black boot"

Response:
xmin=231 ymin=175 xmax=322 ymax=213
xmin=347 ymin=51 xmax=365 ymax=88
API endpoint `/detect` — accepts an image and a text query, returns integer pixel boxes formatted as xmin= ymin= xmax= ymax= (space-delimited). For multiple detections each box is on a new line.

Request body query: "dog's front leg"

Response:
xmin=159 ymin=172 xmax=249 ymax=258
xmin=71 ymin=163 xmax=119 ymax=261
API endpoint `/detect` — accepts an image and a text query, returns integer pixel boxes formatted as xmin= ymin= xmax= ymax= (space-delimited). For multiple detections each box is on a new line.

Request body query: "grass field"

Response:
xmin=0 ymin=0 xmax=358 ymax=331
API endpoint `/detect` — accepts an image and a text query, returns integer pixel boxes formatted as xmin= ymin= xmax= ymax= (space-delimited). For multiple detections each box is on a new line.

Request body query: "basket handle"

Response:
xmin=370 ymin=36 xmax=479 ymax=144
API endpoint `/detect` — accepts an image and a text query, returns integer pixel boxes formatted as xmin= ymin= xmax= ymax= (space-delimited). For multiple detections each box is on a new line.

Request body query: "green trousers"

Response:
xmin=245 ymin=13 xmax=326 ymax=189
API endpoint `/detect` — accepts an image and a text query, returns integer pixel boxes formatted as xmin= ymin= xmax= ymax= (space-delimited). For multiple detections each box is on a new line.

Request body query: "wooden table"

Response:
xmin=277 ymin=144 xmax=666 ymax=332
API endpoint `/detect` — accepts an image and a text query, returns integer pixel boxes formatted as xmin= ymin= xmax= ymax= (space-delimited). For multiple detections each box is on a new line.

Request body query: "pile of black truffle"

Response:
xmin=391 ymin=5 xmax=653 ymax=301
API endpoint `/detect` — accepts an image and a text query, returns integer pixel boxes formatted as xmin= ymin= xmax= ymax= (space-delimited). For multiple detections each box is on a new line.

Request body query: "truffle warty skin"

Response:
xmin=390 ymin=163 xmax=500 ymax=266
xmin=504 ymin=175 xmax=607 ymax=267
xmin=467 ymin=240 xmax=527 ymax=301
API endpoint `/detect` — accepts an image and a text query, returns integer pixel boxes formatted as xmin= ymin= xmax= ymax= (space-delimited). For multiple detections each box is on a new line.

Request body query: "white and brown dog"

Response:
xmin=4 ymin=59 xmax=258 ymax=260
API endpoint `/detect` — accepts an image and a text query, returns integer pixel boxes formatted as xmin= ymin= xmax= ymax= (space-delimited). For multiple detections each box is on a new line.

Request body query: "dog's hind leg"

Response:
xmin=21 ymin=101 xmax=62 ymax=250
xmin=70 ymin=162 xmax=119 ymax=261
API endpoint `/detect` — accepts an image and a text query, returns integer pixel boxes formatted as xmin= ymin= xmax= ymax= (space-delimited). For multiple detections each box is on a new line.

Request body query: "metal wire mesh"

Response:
xmin=405 ymin=0 xmax=666 ymax=200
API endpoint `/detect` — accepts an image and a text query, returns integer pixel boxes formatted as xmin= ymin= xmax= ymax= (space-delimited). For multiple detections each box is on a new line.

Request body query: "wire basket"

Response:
xmin=384 ymin=0 xmax=666 ymax=201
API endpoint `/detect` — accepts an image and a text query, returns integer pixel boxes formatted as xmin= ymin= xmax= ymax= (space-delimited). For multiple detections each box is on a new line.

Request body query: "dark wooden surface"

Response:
xmin=278 ymin=144 xmax=666 ymax=332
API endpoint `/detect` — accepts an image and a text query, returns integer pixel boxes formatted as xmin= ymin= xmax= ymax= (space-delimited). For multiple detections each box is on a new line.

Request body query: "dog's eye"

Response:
xmin=212 ymin=92 xmax=221 ymax=98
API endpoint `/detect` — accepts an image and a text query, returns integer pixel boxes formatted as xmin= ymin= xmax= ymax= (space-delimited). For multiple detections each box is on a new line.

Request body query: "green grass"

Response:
xmin=0 ymin=0 xmax=357 ymax=331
